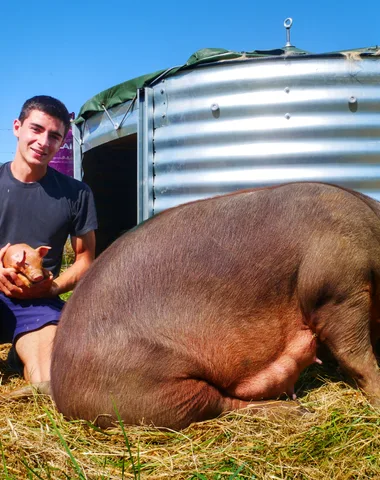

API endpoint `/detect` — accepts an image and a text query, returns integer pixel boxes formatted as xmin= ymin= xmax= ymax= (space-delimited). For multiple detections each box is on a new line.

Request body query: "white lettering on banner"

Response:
xmin=60 ymin=143 xmax=73 ymax=150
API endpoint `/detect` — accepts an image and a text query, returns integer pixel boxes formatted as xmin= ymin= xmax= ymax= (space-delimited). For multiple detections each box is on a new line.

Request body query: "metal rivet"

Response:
xmin=284 ymin=87 xmax=290 ymax=93
xmin=285 ymin=113 xmax=291 ymax=119
xmin=211 ymin=103 xmax=220 ymax=112
xmin=160 ymin=89 xmax=165 ymax=94
xmin=349 ymin=96 xmax=357 ymax=104
xmin=162 ymin=114 xmax=166 ymax=118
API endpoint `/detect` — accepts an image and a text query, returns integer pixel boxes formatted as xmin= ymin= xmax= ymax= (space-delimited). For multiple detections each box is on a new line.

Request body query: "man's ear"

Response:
xmin=59 ymin=131 xmax=68 ymax=149
xmin=13 ymin=119 xmax=22 ymax=138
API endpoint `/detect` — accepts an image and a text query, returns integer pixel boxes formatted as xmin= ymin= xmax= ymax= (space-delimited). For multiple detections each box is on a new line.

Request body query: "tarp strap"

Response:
xmin=101 ymin=104 xmax=120 ymax=130
xmin=118 ymin=96 xmax=137 ymax=130
xmin=149 ymin=65 xmax=183 ymax=87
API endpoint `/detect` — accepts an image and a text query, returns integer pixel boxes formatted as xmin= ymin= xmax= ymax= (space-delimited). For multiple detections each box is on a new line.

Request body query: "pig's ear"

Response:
xmin=36 ymin=246 xmax=51 ymax=258
xmin=12 ymin=250 xmax=27 ymax=266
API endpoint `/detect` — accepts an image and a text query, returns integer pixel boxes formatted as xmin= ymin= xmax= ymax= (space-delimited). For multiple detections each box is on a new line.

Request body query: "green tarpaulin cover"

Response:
xmin=76 ymin=45 xmax=379 ymax=124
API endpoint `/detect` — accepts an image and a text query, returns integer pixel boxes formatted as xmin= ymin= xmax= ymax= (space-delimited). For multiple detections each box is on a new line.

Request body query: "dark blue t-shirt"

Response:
xmin=0 ymin=162 xmax=98 ymax=277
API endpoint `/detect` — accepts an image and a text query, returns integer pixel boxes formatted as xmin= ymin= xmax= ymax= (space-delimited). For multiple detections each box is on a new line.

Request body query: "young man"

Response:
xmin=0 ymin=95 xmax=97 ymax=388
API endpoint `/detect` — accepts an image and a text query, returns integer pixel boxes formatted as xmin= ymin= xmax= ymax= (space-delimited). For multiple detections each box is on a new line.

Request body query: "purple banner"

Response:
xmin=50 ymin=112 xmax=74 ymax=177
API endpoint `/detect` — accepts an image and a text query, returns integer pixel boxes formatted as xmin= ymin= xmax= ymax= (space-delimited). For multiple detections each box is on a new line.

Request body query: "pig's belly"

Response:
xmin=229 ymin=328 xmax=317 ymax=400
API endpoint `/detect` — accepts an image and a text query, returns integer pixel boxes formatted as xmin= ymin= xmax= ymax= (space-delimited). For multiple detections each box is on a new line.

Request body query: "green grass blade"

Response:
xmin=112 ymin=400 xmax=140 ymax=479
xmin=228 ymin=462 xmax=246 ymax=479
xmin=44 ymin=410 xmax=86 ymax=480
xmin=0 ymin=438 xmax=11 ymax=479
xmin=19 ymin=457 xmax=45 ymax=480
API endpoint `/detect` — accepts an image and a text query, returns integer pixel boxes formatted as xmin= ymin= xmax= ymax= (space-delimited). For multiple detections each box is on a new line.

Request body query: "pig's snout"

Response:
xmin=27 ymin=270 xmax=44 ymax=283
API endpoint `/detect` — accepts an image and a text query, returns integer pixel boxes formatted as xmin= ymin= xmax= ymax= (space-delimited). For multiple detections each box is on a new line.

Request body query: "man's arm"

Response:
xmin=51 ymin=230 xmax=96 ymax=296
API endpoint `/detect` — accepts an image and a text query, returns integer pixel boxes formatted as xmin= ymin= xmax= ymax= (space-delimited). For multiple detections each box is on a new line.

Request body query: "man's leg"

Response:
xmin=15 ymin=324 xmax=57 ymax=384
xmin=0 ymin=294 xmax=64 ymax=383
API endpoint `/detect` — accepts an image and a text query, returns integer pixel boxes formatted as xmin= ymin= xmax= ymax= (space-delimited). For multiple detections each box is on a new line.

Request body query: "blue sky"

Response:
xmin=1 ymin=0 xmax=379 ymax=165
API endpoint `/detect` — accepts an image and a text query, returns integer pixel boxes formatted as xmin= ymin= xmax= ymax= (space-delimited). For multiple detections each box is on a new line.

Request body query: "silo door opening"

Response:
xmin=82 ymin=134 xmax=138 ymax=257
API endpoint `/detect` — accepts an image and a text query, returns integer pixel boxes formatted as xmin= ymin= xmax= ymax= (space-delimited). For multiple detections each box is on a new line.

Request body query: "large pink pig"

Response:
xmin=51 ymin=182 xmax=380 ymax=429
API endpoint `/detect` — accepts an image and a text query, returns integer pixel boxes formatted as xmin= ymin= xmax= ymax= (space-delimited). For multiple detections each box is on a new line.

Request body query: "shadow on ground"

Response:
xmin=0 ymin=344 xmax=22 ymax=386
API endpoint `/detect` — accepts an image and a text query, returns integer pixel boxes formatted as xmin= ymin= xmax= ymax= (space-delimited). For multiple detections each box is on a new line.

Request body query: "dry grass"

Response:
xmin=0 ymin=343 xmax=379 ymax=479
xmin=61 ymin=239 xmax=75 ymax=272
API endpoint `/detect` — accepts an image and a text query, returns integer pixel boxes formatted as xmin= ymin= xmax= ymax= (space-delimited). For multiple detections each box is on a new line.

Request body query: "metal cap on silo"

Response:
xmin=284 ymin=17 xmax=294 ymax=49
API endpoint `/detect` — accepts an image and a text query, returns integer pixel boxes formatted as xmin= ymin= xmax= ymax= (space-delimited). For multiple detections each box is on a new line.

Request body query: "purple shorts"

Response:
xmin=0 ymin=293 xmax=65 ymax=344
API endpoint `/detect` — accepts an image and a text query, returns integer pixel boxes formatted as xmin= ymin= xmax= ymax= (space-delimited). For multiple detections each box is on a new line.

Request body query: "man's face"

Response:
xmin=13 ymin=109 xmax=66 ymax=168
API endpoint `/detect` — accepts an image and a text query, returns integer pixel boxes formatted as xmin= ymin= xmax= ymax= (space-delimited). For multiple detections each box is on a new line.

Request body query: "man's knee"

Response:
xmin=15 ymin=324 xmax=57 ymax=383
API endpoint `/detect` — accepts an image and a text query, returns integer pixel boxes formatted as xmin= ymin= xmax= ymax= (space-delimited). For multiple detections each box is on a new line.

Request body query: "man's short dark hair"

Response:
xmin=19 ymin=95 xmax=71 ymax=137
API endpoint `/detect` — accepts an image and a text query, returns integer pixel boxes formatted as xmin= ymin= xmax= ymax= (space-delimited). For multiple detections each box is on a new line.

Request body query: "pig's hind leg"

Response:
xmin=142 ymin=378 xmax=306 ymax=430
xmin=299 ymin=250 xmax=380 ymax=405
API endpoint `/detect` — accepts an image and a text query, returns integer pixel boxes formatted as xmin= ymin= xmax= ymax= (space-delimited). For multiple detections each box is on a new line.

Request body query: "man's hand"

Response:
xmin=10 ymin=272 xmax=58 ymax=299
xmin=0 ymin=243 xmax=25 ymax=296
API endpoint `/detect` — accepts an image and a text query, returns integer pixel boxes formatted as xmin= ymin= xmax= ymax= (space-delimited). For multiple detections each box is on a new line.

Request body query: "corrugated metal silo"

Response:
xmin=74 ymin=22 xmax=380 ymax=255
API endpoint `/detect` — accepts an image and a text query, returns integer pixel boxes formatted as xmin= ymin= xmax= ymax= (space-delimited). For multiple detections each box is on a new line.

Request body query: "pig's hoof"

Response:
xmin=246 ymin=400 xmax=313 ymax=420
xmin=295 ymin=404 xmax=314 ymax=416
xmin=279 ymin=404 xmax=313 ymax=418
